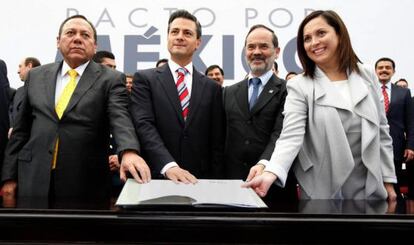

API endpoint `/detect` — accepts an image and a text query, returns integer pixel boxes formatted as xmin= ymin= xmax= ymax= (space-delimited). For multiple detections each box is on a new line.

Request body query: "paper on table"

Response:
xmin=116 ymin=179 xmax=267 ymax=208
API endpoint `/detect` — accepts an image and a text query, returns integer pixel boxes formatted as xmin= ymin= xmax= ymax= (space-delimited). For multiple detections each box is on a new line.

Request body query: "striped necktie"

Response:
xmin=176 ymin=67 xmax=190 ymax=120
xmin=382 ymin=84 xmax=389 ymax=113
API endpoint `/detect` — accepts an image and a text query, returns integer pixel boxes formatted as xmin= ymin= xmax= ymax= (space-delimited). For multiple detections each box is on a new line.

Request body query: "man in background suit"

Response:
xmin=375 ymin=57 xmax=414 ymax=197
xmin=205 ymin=64 xmax=224 ymax=86
xmin=223 ymin=24 xmax=297 ymax=206
xmin=8 ymin=57 xmax=41 ymax=138
xmin=130 ymin=10 xmax=225 ymax=183
xmin=1 ymin=15 xmax=150 ymax=200
xmin=92 ymin=50 xmax=116 ymax=70
xmin=0 ymin=59 xmax=10 ymax=174
xmin=395 ymin=78 xmax=409 ymax=89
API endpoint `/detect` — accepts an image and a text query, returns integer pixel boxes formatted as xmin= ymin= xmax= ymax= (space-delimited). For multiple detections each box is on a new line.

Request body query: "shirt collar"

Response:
xmin=248 ymin=69 xmax=273 ymax=86
xmin=60 ymin=60 xmax=89 ymax=78
xmin=168 ymin=60 xmax=193 ymax=76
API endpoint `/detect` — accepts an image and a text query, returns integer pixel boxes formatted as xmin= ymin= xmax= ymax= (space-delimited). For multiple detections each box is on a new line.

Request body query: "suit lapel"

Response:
xmin=313 ymin=69 xmax=349 ymax=111
xmin=63 ymin=61 xmax=100 ymax=118
xmin=235 ymin=79 xmax=250 ymax=118
xmin=389 ymin=83 xmax=398 ymax=114
xmin=348 ymin=71 xmax=378 ymax=126
xmin=250 ymin=75 xmax=281 ymax=114
xmin=185 ymin=69 xmax=206 ymax=126
xmin=313 ymin=67 xmax=379 ymax=126
xmin=157 ymin=64 xmax=184 ymax=124
xmin=43 ymin=62 xmax=61 ymax=120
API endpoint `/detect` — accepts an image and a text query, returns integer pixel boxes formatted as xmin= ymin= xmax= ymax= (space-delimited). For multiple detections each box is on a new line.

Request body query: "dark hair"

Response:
xmin=0 ymin=59 xmax=7 ymax=76
xmin=285 ymin=71 xmax=298 ymax=80
xmin=168 ymin=10 xmax=202 ymax=39
xmin=297 ymin=10 xmax=360 ymax=79
xmin=245 ymin=24 xmax=279 ymax=48
xmin=273 ymin=61 xmax=278 ymax=71
xmin=205 ymin=65 xmax=224 ymax=76
xmin=125 ymin=73 xmax=134 ymax=79
xmin=375 ymin=57 xmax=395 ymax=70
xmin=24 ymin=57 xmax=41 ymax=68
xmin=396 ymin=78 xmax=408 ymax=85
xmin=156 ymin=58 xmax=168 ymax=68
xmin=92 ymin=50 xmax=115 ymax=63
xmin=58 ymin=15 xmax=97 ymax=44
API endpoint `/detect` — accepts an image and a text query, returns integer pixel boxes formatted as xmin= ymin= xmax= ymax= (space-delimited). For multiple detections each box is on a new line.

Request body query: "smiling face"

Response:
xmin=57 ymin=17 xmax=97 ymax=68
xmin=245 ymin=27 xmax=279 ymax=77
xmin=375 ymin=60 xmax=395 ymax=83
xmin=167 ymin=17 xmax=201 ymax=66
xmin=207 ymin=67 xmax=224 ymax=85
xmin=303 ymin=16 xmax=339 ymax=70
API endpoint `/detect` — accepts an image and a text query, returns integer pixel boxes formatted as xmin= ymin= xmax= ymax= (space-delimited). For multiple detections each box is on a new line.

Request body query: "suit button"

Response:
xmin=243 ymin=162 xmax=247 ymax=167
xmin=247 ymin=120 xmax=252 ymax=125
xmin=244 ymin=140 xmax=250 ymax=145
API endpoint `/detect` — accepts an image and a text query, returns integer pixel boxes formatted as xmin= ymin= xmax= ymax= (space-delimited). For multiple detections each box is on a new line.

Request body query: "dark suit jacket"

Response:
xmin=223 ymin=75 xmax=297 ymax=203
xmin=9 ymin=86 xmax=23 ymax=127
xmin=387 ymin=84 xmax=414 ymax=164
xmin=129 ymin=64 xmax=225 ymax=178
xmin=224 ymin=75 xmax=286 ymax=177
xmin=0 ymin=59 xmax=10 ymax=171
xmin=1 ymin=61 xmax=139 ymax=198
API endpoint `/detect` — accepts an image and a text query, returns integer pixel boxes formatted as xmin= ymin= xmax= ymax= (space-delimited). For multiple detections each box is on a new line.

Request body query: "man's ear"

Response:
xmin=56 ymin=36 xmax=60 ymax=49
xmin=274 ymin=47 xmax=281 ymax=59
xmin=195 ymin=38 xmax=201 ymax=51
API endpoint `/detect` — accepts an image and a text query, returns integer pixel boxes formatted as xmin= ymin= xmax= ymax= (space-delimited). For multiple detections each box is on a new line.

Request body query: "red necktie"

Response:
xmin=176 ymin=68 xmax=189 ymax=120
xmin=382 ymin=85 xmax=389 ymax=113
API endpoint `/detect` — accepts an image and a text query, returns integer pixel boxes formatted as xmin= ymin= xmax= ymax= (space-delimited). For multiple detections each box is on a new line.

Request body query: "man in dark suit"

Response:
xmin=130 ymin=10 xmax=225 ymax=183
xmin=224 ymin=25 xmax=297 ymax=205
xmin=8 ymin=57 xmax=41 ymax=138
xmin=6 ymin=87 xmax=16 ymax=131
xmin=375 ymin=57 xmax=414 ymax=197
xmin=0 ymin=59 xmax=10 ymax=174
xmin=1 ymin=15 xmax=150 ymax=200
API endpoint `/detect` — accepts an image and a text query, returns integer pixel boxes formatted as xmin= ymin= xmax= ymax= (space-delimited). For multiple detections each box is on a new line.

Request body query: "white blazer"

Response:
xmin=266 ymin=64 xmax=396 ymax=199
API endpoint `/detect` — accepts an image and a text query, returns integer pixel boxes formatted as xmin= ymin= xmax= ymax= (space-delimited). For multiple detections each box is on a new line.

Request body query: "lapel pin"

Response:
xmin=269 ymin=90 xmax=274 ymax=93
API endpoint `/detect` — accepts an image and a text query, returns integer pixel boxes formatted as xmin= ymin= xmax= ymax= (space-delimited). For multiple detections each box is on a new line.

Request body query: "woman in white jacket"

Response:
xmin=244 ymin=10 xmax=397 ymax=200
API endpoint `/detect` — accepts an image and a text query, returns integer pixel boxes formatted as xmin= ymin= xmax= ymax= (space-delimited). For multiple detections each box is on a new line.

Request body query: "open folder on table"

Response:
xmin=116 ymin=179 xmax=267 ymax=208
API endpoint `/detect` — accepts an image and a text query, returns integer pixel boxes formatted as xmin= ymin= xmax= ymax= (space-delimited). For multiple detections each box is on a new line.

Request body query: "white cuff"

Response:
xmin=257 ymin=159 xmax=269 ymax=167
xmin=264 ymin=163 xmax=288 ymax=187
xmin=383 ymin=176 xmax=397 ymax=184
xmin=161 ymin=161 xmax=179 ymax=175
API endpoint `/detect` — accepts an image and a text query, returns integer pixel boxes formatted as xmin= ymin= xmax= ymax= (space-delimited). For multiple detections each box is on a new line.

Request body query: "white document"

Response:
xmin=116 ymin=179 xmax=267 ymax=208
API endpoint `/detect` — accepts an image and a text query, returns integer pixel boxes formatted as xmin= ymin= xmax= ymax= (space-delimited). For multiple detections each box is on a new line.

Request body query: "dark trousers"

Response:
xmin=407 ymin=161 xmax=414 ymax=199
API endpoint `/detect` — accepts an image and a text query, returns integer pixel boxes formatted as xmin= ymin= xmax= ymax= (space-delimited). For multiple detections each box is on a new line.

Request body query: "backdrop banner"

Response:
xmin=1 ymin=0 xmax=412 ymax=90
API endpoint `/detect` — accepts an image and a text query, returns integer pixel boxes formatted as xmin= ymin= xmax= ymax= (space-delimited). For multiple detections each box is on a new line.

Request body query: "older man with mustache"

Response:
xmin=1 ymin=15 xmax=150 ymax=202
xmin=222 ymin=24 xmax=298 ymax=207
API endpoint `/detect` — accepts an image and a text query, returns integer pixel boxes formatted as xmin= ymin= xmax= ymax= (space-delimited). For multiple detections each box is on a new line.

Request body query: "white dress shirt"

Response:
xmin=55 ymin=61 xmax=89 ymax=105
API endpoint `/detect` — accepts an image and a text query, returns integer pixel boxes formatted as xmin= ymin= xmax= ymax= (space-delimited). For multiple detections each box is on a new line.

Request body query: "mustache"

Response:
xmin=250 ymin=55 xmax=266 ymax=61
